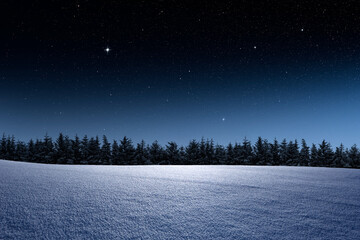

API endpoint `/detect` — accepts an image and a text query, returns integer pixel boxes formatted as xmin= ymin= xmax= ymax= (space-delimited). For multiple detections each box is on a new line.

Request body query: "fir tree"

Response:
xmin=6 ymin=135 xmax=16 ymax=160
xmin=43 ymin=134 xmax=54 ymax=164
xmin=186 ymin=140 xmax=200 ymax=164
xmin=199 ymin=138 xmax=208 ymax=164
xmin=149 ymin=140 xmax=163 ymax=164
xmin=27 ymin=139 xmax=36 ymax=162
xmin=14 ymin=141 xmax=27 ymax=161
xmin=166 ymin=141 xmax=180 ymax=165
xmin=179 ymin=146 xmax=186 ymax=165
xmin=64 ymin=136 xmax=74 ymax=164
xmin=135 ymin=140 xmax=150 ymax=164
xmin=332 ymin=144 xmax=347 ymax=168
xmin=286 ymin=140 xmax=299 ymax=166
xmin=233 ymin=142 xmax=242 ymax=165
xmin=347 ymin=144 xmax=360 ymax=168
xmin=88 ymin=136 xmax=101 ymax=164
xmin=34 ymin=139 xmax=44 ymax=163
xmin=226 ymin=143 xmax=235 ymax=165
xmin=80 ymin=135 xmax=89 ymax=164
xmin=111 ymin=140 xmax=120 ymax=165
xmin=205 ymin=139 xmax=215 ymax=164
xmin=0 ymin=134 xmax=7 ymax=159
xmin=254 ymin=137 xmax=270 ymax=165
xmin=317 ymin=140 xmax=333 ymax=167
xmin=270 ymin=139 xmax=280 ymax=165
xmin=310 ymin=144 xmax=318 ymax=166
xmin=55 ymin=133 xmax=66 ymax=164
xmin=119 ymin=136 xmax=135 ymax=165
xmin=72 ymin=135 xmax=81 ymax=164
xmin=240 ymin=138 xmax=253 ymax=165
xmin=101 ymin=135 xmax=111 ymax=165
xmin=214 ymin=144 xmax=226 ymax=165
xmin=279 ymin=139 xmax=288 ymax=165
xmin=299 ymin=139 xmax=310 ymax=166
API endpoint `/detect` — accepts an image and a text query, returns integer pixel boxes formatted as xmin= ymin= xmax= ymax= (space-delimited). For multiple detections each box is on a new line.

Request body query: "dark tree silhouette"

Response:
xmin=0 ymin=133 xmax=358 ymax=168
xmin=101 ymin=135 xmax=111 ymax=165
xmin=299 ymin=139 xmax=310 ymax=166
xmin=149 ymin=140 xmax=164 ymax=165
xmin=166 ymin=141 xmax=180 ymax=165
xmin=119 ymin=136 xmax=135 ymax=165
xmin=135 ymin=140 xmax=150 ymax=165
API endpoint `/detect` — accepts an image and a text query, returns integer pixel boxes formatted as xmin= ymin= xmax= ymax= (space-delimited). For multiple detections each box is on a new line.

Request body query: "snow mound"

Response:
xmin=0 ymin=160 xmax=359 ymax=239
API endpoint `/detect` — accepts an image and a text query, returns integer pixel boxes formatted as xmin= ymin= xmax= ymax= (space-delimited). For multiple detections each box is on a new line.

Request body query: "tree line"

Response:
xmin=0 ymin=133 xmax=359 ymax=168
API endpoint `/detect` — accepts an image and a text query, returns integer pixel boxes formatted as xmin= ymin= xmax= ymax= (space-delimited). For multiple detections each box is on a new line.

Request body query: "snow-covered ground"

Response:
xmin=0 ymin=160 xmax=359 ymax=240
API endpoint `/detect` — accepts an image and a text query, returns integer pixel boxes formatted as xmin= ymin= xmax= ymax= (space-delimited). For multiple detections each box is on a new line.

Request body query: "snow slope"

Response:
xmin=0 ymin=160 xmax=359 ymax=239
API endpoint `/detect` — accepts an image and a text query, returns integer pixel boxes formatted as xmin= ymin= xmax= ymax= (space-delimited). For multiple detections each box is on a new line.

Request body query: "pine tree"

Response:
xmin=43 ymin=134 xmax=54 ymax=163
xmin=318 ymin=140 xmax=333 ymax=167
xmin=186 ymin=140 xmax=200 ymax=164
xmin=254 ymin=137 xmax=270 ymax=165
xmin=199 ymin=138 xmax=208 ymax=164
xmin=226 ymin=143 xmax=235 ymax=165
xmin=34 ymin=139 xmax=44 ymax=162
xmin=205 ymin=139 xmax=215 ymax=164
xmin=14 ymin=141 xmax=27 ymax=161
xmin=111 ymin=140 xmax=120 ymax=165
xmin=179 ymin=146 xmax=186 ymax=165
xmin=214 ymin=144 xmax=226 ymax=164
xmin=347 ymin=144 xmax=360 ymax=168
xmin=310 ymin=144 xmax=318 ymax=166
xmin=332 ymin=144 xmax=347 ymax=168
xmin=72 ymin=135 xmax=81 ymax=164
xmin=286 ymin=140 xmax=299 ymax=166
xmin=101 ymin=135 xmax=111 ymax=165
xmin=80 ymin=135 xmax=90 ymax=164
xmin=6 ymin=135 xmax=16 ymax=160
xmin=270 ymin=139 xmax=280 ymax=165
xmin=55 ymin=133 xmax=66 ymax=164
xmin=149 ymin=140 xmax=163 ymax=164
xmin=0 ymin=134 xmax=7 ymax=159
xmin=64 ymin=136 xmax=74 ymax=164
xmin=88 ymin=136 xmax=101 ymax=164
xmin=166 ymin=141 xmax=180 ymax=165
xmin=119 ymin=136 xmax=135 ymax=165
xmin=134 ymin=140 xmax=150 ymax=164
xmin=27 ymin=139 xmax=36 ymax=162
xmin=263 ymin=140 xmax=272 ymax=165
xmin=299 ymin=139 xmax=310 ymax=166
xmin=240 ymin=138 xmax=253 ymax=165
xmin=279 ymin=139 xmax=288 ymax=165
xmin=233 ymin=142 xmax=242 ymax=165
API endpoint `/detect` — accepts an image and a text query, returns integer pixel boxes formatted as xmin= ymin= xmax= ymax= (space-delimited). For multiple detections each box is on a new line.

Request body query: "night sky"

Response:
xmin=1 ymin=1 xmax=360 ymax=147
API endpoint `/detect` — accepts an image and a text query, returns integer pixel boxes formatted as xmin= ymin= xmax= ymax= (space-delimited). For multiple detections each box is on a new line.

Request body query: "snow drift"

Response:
xmin=0 ymin=160 xmax=359 ymax=239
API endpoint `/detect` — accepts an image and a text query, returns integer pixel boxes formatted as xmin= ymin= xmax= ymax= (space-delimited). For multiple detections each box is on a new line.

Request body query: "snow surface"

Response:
xmin=0 ymin=160 xmax=359 ymax=240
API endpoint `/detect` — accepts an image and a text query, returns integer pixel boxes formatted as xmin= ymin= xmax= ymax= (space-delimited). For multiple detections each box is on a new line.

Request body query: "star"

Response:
xmin=222 ymin=117 xmax=226 ymax=121
xmin=253 ymin=46 xmax=257 ymax=49
xmin=105 ymin=47 xmax=110 ymax=53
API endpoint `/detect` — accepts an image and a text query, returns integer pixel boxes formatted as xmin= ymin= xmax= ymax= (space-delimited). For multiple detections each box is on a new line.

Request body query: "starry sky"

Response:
xmin=1 ymin=1 xmax=360 ymax=147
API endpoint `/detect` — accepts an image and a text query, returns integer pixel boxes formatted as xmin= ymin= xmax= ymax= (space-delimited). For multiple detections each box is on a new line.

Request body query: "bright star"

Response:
xmin=105 ymin=47 xmax=110 ymax=53
xmin=222 ymin=117 xmax=226 ymax=121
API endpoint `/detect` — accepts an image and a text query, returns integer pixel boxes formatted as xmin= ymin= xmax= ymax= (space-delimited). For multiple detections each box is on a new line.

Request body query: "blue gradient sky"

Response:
xmin=1 ymin=1 xmax=360 ymax=147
